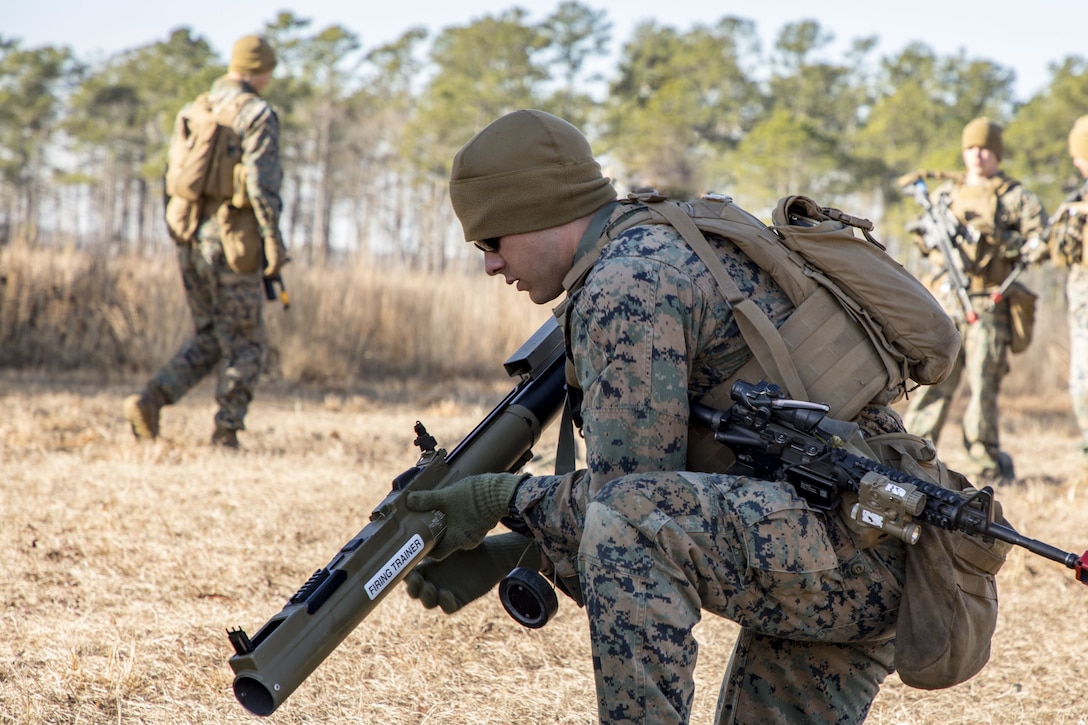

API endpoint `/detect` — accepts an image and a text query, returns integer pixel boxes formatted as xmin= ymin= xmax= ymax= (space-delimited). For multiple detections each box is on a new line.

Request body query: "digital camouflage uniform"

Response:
xmin=903 ymin=173 xmax=1045 ymax=479
xmin=512 ymin=203 xmax=907 ymax=724
xmin=1049 ymin=180 xmax=1088 ymax=454
xmin=148 ymin=76 xmax=283 ymax=433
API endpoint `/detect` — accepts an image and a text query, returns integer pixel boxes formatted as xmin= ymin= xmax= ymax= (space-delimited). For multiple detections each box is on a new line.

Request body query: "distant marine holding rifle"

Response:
xmin=899 ymin=117 xmax=1047 ymax=485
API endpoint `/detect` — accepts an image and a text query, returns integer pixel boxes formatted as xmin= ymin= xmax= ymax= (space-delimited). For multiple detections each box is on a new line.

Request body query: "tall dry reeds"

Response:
xmin=0 ymin=244 xmax=177 ymax=373
xmin=0 ymin=244 xmax=1074 ymax=400
xmin=0 ymin=244 xmax=546 ymax=385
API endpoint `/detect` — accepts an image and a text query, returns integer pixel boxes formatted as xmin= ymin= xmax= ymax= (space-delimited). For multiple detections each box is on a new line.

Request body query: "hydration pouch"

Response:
xmin=864 ymin=432 xmax=1010 ymax=690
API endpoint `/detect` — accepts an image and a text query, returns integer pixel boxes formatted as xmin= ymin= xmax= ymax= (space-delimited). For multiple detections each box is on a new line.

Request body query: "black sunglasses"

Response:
xmin=473 ymin=238 xmax=500 ymax=253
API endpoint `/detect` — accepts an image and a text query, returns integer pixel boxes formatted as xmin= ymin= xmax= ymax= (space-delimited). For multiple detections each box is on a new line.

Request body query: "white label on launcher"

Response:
xmin=365 ymin=534 xmax=425 ymax=600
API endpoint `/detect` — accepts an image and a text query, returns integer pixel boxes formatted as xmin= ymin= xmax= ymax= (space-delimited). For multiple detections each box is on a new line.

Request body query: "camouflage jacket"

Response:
xmin=513 ymin=202 xmax=915 ymax=581
xmin=201 ymin=76 xmax=284 ymax=246
xmin=921 ymin=172 xmax=1046 ymax=291
xmin=512 ymin=202 xmax=911 ymax=581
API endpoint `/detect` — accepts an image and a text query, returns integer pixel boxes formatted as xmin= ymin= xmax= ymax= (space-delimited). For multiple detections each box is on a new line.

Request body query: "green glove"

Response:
xmin=405 ymin=472 xmax=527 ymax=559
xmin=405 ymin=532 xmax=542 ymax=614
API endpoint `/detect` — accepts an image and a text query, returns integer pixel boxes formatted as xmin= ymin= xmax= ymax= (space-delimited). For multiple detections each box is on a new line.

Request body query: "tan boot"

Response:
xmin=123 ymin=389 xmax=165 ymax=440
xmin=211 ymin=424 xmax=240 ymax=449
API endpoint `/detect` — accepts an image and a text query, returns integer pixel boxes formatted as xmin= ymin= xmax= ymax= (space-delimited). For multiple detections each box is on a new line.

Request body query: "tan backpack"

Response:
xmin=164 ymin=91 xmax=254 ymax=243
xmin=565 ymin=192 xmax=959 ymax=416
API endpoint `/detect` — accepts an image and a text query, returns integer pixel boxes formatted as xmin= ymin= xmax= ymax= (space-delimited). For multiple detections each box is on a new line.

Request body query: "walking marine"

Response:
xmin=124 ymin=34 xmax=287 ymax=448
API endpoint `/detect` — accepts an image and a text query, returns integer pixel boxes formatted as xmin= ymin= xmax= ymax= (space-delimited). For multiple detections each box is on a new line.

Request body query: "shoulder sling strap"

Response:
xmin=642 ymin=198 xmax=809 ymax=401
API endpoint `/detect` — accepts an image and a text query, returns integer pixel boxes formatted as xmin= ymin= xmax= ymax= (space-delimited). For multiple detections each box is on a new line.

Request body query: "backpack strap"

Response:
xmin=994 ymin=174 xmax=1019 ymax=197
xmin=213 ymin=90 xmax=258 ymax=130
xmin=642 ymin=198 xmax=809 ymax=401
xmin=558 ymin=194 xmax=810 ymax=401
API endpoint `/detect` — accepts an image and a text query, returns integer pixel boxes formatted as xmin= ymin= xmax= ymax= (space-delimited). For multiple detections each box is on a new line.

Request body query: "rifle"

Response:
xmin=690 ymin=379 xmax=1088 ymax=581
xmin=988 ymin=261 xmax=1024 ymax=306
xmin=226 ymin=318 xmax=568 ymax=716
xmin=904 ymin=179 xmax=979 ymax=324
xmin=263 ymin=273 xmax=290 ymax=310
xmin=259 ymin=243 xmax=290 ymax=309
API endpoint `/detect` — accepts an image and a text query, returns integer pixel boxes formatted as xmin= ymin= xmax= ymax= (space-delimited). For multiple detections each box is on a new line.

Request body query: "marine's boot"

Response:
xmin=996 ymin=451 xmax=1016 ymax=480
xmin=123 ymin=388 xmax=166 ymax=441
xmin=211 ymin=424 xmax=240 ymax=449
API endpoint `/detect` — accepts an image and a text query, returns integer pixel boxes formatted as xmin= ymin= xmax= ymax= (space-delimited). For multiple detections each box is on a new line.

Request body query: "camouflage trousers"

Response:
xmin=1067 ymin=266 xmax=1088 ymax=453
xmin=148 ymin=238 xmax=265 ymax=431
xmin=578 ymin=471 xmax=905 ymax=724
xmin=902 ymin=301 xmax=1011 ymax=476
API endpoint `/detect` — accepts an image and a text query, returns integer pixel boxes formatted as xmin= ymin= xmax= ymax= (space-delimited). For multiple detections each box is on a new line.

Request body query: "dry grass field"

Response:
xmin=1 ymin=246 xmax=1086 ymax=724
xmin=2 ymin=369 xmax=1088 ymax=725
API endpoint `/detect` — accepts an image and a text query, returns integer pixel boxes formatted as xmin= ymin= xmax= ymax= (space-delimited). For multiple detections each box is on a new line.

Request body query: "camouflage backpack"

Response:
xmin=163 ymin=91 xmax=254 ymax=243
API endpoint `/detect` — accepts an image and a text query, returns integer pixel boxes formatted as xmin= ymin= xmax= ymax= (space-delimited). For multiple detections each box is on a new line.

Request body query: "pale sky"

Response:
xmin=8 ymin=1 xmax=1086 ymax=101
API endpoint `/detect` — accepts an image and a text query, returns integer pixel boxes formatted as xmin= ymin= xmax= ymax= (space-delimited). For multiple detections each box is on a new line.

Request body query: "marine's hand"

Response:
xmin=1055 ymin=200 xmax=1088 ymax=219
xmin=405 ymin=532 xmax=542 ymax=614
xmin=1019 ymin=235 xmax=1048 ymax=265
xmin=405 ymin=472 xmax=527 ymax=559
xmin=263 ymin=236 xmax=288 ymax=277
xmin=896 ymin=170 xmax=925 ymax=189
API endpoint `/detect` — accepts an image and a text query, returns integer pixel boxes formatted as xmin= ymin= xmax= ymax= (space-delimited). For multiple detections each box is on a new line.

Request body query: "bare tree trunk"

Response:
xmin=97 ymin=156 xmax=114 ymax=246
xmin=419 ymin=178 xmax=450 ymax=273
xmin=285 ymin=171 xmax=306 ymax=264
xmin=18 ymin=182 xmax=34 ymax=246
xmin=135 ymin=176 xmax=148 ymax=256
xmin=311 ymin=105 xmax=333 ymax=267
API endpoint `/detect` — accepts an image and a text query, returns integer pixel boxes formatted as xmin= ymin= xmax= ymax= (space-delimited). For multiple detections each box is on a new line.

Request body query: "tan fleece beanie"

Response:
xmin=448 ymin=110 xmax=617 ymax=242
xmin=229 ymin=35 xmax=277 ymax=75
xmin=962 ymin=117 xmax=1004 ymax=159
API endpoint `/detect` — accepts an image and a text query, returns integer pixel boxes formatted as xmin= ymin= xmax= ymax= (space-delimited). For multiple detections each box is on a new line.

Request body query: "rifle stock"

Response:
xmin=906 ymin=179 xmax=979 ymax=324
xmin=227 ymin=318 xmax=567 ymax=716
